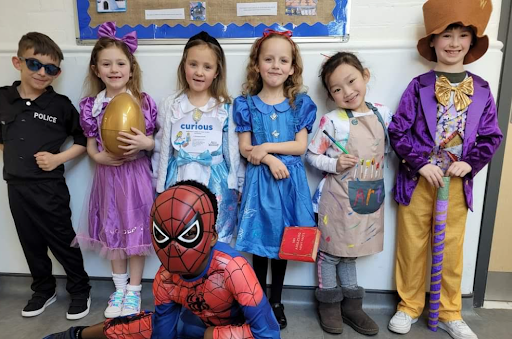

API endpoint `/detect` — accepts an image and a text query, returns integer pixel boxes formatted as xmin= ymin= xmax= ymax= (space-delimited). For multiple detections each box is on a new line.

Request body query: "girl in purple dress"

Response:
xmin=72 ymin=22 xmax=157 ymax=319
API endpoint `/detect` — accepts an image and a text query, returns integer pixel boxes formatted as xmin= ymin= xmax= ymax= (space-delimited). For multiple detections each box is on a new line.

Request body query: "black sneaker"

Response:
xmin=21 ymin=292 xmax=56 ymax=317
xmin=66 ymin=294 xmax=91 ymax=320
xmin=271 ymin=302 xmax=287 ymax=330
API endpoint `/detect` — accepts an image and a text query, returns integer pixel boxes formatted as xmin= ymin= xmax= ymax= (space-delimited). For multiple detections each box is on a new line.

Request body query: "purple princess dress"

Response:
xmin=73 ymin=90 xmax=157 ymax=259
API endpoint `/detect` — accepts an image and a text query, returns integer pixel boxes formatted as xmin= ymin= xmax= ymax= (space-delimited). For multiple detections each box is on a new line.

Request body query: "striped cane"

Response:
xmin=428 ymin=176 xmax=451 ymax=331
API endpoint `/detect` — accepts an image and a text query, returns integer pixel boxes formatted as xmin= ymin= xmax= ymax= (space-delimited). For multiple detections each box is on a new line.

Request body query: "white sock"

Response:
xmin=112 ymin=272 xmax=128 ymax=291
xmin=126 ymin=284 xmax=142 ymax=292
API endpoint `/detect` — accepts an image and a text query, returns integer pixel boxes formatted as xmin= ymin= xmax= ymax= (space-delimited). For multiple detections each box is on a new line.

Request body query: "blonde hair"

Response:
xmin=84 ymin=39 xmax=143 ymax=106
xmin=177 ymin=39 xmax=231 ymax=105
xmin=242 ymin=34 xmax=304 ymax=106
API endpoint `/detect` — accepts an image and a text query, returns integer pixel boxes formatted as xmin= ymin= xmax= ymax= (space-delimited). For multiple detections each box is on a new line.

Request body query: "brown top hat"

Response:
xmin=417 ymin=0 xmax=493 ymax=64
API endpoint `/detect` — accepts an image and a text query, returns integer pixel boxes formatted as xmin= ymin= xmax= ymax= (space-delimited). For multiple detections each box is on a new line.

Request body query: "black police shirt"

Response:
xmin=0 ymin=81 xmax=86 ymax=182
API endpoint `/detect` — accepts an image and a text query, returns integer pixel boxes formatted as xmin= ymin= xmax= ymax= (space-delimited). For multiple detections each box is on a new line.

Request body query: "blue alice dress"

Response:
xmin=234 ymin=94 xmax=317 ymax=259
xmin=152 ymin=93 xmax=243 ymax=243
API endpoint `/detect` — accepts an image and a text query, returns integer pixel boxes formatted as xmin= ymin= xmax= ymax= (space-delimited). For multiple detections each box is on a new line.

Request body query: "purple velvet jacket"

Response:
xmin=389 ymin=70 xmax=502 ymax=211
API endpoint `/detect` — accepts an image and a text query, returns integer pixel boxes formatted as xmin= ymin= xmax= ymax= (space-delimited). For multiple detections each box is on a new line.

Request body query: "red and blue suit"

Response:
xmin=104 ymin=243 xmax=280 ymax=339
xmin=103 ymin=182 xmax=281 ymax=339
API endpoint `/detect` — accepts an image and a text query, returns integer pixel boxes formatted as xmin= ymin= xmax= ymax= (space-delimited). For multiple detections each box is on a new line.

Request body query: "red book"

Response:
xmin=279 ymin=227 xmax=321 ymax=263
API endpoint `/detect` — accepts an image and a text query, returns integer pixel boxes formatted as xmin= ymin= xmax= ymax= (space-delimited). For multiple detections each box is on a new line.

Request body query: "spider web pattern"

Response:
xmin=223 ymin=256 xmax=264 ymax=308
xmin=213 ymin=323 xmax=254 ymax=339
xmin=104 ymin=246 xmax=276 ymax=339
xmin=151 ymin=185 xmax=215 ymax=273
xmin=104 ymin=311 xmax=153 ymax=339
xmin=154 ymin=249 xmax=263 ymax=335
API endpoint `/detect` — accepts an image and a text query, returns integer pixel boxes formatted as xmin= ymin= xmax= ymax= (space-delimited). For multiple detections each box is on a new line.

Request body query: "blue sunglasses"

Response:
xmin=19 ymin=57 xmax=61 ymax=76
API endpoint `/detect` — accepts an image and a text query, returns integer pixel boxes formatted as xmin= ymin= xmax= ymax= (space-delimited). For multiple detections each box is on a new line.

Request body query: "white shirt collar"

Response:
xmin=92 ymin=89 xmax=133 ymax=118
xmin=178 ymin=93 xmax=219 ymax=114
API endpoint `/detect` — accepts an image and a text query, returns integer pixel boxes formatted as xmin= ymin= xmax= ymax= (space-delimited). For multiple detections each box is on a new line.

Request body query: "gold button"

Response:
xmin=413 ymin=176 xmax=418 ymax=181
xmin=402 ymin=159 xmax=406 ymax=163
xmin=466 ymin=180 xmax=469 ymax=185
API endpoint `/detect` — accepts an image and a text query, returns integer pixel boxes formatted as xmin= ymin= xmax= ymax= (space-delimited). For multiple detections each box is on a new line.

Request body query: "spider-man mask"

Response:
xmin=150 ymin=183 xmax=216 ymax=274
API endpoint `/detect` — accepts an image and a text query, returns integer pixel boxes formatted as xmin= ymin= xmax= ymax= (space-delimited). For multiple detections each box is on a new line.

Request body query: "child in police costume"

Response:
xmin=387 ymin=1 xmax=502 ymax=338
xmin=0 ymin=32 xmax=91 ymax=319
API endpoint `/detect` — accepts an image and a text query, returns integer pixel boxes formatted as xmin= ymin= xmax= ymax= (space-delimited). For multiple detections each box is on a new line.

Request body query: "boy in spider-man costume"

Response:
xmin=43 ymin=181 xmax=281 ymax=339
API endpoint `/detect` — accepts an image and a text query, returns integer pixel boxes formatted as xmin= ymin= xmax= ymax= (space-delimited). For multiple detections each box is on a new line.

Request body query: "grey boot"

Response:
xmin=341 ymin=287 xmax=379 ymax=336
xmin=315 ymin=287 xmax=344 ymax=334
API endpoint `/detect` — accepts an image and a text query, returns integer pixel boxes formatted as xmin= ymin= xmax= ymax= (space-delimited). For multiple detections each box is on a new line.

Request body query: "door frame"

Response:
xmin=473 ymin=0 xmax=512 ymax=308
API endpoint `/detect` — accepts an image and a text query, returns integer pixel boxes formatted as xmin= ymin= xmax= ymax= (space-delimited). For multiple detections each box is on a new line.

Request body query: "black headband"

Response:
xmin=186 ymin=31 xmax=222 ymax=50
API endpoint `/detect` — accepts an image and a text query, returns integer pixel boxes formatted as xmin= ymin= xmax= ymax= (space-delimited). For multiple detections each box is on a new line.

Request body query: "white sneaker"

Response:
xmin=439 ymin=320 xmax=478 ymax=339
xmin=388 ymin=310 xmax=418 ymax=334
xmin=104 ymin=289 xmax=124 ymax=318
xmin=120 ymin=290 xmax=141 ymax=316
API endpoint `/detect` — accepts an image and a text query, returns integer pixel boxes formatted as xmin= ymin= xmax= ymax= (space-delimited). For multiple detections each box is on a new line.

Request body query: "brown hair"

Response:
xmin=242 ymin=34 xmax=304 ymax=106
xmin=431 ymin=24 xmax=477 ymax=45
xmin=84 ymin=38 xmax=143 ymax=105
xmin=177 ymin=39 xmax=231 ymax=104
xmin=17 ymin=32 xmax=64 ymax=63
xmin=320 ymin=52 xmax=365 ymax=100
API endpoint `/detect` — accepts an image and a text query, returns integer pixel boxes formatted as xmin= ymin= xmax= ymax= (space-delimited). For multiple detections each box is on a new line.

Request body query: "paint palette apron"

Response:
xmin=318 ymin=104 xmax=386 ymax=257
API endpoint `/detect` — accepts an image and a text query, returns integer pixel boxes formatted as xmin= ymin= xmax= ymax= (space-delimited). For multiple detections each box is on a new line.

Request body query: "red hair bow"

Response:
xmin=262 ymin=28 xmax=293 ymax=38
xmin=257 ymin=28 xmax=293 ymax=48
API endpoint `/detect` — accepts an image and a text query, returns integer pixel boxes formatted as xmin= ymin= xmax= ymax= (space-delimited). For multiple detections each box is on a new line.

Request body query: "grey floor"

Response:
xmin=1 ymin=275 xmax=511 ymax=339
xmin=486 ymin=271 xmax=512 ymax=302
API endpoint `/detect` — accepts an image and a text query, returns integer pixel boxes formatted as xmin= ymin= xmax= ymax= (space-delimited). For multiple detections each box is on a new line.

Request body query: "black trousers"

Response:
xmin=7 ymin=180 xmax=90 ymax=297
xmin=252 ymin=254 xmax=287 ymax=304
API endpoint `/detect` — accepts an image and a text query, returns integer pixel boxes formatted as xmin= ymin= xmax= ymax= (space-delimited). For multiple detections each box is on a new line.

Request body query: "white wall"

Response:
xmin=0 ymin=0 xmax=503 ymax=293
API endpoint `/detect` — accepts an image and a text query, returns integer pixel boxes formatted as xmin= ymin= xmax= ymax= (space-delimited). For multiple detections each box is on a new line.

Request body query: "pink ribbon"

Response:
xmin=98 ymin=21 xmax=138 ymax=54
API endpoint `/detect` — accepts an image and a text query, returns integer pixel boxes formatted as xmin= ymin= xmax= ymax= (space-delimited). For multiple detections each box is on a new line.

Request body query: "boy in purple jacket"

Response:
xmin=387 ymin=1 xmax=502 ymax=339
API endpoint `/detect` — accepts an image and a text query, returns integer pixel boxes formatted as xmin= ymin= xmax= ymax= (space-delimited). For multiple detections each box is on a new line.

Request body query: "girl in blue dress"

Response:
xmin=152 ymin=32 xmax=244 ymax=244
xmin=234 ymin=29 xmax=317 ymax=329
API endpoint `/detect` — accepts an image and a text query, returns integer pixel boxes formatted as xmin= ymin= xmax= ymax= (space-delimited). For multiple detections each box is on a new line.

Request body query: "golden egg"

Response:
xmin=101 ymin=93 xmax=146 ymax=157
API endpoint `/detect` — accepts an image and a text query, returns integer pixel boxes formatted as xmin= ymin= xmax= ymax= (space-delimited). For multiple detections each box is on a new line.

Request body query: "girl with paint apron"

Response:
xmin=306 ymin=52 xmax=393 ymax=336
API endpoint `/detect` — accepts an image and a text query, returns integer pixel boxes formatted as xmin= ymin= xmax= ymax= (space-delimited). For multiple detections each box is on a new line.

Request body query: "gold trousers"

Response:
xmin=396 ymin=176 xmax=467 ymax=321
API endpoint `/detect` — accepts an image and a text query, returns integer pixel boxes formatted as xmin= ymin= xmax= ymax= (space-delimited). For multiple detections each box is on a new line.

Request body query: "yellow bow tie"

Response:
xmin=435 ymin=75 xmax=474 ymax=111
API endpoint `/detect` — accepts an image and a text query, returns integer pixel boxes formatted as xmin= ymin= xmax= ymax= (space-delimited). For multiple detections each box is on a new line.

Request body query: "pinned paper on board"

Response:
xmin=190 ymin=2 xmax=206 ymax=21
xmin=286 ymin=0 xmax=318 ymax=16
xmin=145 ymin=8 xmax=186 ymax=20
xmin=97 ymin=0 xmax=126 ymax=13
xmin=237 ymin=2 xmax=278 ymax=16
xmin=77 ymin=0 xmax=351 ymax=40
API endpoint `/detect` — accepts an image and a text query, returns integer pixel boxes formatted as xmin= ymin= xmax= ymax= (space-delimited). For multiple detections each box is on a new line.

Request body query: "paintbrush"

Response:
xmin=323 ymin=130 xmax=349 ymax=154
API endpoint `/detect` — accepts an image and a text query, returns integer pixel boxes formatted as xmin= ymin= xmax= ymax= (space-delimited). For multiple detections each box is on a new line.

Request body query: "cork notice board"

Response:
xmin=76 ymin=0 xmax=350 ymax=41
